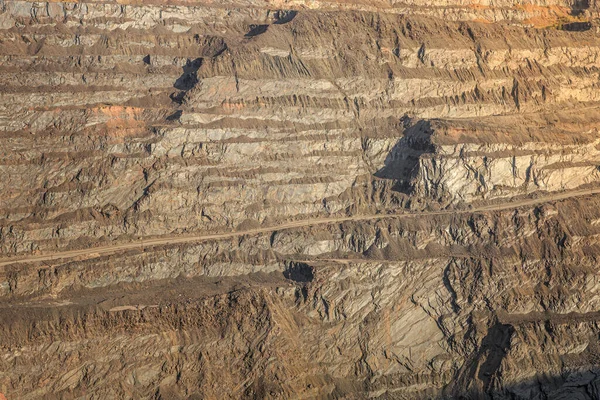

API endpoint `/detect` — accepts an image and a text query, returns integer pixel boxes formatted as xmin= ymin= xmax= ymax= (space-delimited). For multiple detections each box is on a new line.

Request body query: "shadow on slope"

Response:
xmin=374 ymin=118 xmax=435 ymax=194
xmin=440 ymin=367 xmax=600 ymax=399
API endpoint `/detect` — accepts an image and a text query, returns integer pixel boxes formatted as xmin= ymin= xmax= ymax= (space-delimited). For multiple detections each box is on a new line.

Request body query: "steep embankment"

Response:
xmin=2 ymin=0 xmax=600 ymax=398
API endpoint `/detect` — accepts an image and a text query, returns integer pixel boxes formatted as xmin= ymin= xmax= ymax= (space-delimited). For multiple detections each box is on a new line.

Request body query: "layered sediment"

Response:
xmin=2 ymin=0 xmax=600 ymax=398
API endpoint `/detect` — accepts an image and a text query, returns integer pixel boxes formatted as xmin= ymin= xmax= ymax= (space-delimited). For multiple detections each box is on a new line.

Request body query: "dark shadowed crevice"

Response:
xmin=477 ymin=322 xmax=514 ymax=391
xmin=245 ymin=24 xmax=269 ymax=37
xmin=170 ymin=58 xmax=203 ymax=105
xmin=244 ymin=10 xmax=297 ymax=38
xmin=166 ymin=110 xmax=182 ymax=121
xmin=174 ymin=58 xmax=203 ymax=91
xmin=374 ymin=118 xmax=435 ymax=194
xmin=283 ymin=262 xmax=314 ymax=283
xmin=570 ymin=0 xmax=590 ymax=16
xmin=273 ymin=10 xmax=298 ymax=24
xmin=560 ymin=21 xmax=592 ymax=31
xmin=169 ymin=38 xmax=227 ymax=106
xmin=444 ymin=319 xmax=514 ymax=398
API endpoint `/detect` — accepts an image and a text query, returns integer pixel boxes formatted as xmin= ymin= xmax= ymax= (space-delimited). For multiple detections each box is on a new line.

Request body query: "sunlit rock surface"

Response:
xmin=2 ymin=0 xmax=600 ymax=398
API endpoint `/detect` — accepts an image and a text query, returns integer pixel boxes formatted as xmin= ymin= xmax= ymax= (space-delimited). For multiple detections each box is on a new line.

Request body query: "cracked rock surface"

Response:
xmin=2 ymin=0 xmax=600 ymax=398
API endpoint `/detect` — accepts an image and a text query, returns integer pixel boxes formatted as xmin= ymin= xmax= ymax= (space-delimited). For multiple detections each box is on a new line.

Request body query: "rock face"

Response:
xmin=2 ymin=0 xmax=600 ymax=398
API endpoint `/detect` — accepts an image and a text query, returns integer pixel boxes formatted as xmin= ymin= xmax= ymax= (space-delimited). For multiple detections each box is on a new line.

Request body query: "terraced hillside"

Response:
xmin=2 ymin=0 xmax=600 ymax=398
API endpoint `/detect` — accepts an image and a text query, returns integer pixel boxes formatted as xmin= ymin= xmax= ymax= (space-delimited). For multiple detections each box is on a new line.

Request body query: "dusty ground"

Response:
xmin=3 ymin=0 xmax=600 ymax=398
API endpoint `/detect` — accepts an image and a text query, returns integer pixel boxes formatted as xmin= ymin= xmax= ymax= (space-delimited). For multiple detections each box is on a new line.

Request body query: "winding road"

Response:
xmin=1 ymin=187 xmax=599 ymax=267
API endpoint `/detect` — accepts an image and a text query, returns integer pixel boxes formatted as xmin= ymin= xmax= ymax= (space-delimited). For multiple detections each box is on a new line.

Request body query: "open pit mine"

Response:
xmin=2 ymin=0 xmax=600 ymax=398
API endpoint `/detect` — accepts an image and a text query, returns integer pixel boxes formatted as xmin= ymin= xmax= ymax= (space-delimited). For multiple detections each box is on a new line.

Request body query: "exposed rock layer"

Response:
xmin=2 ymin=0 xmax=600 ymax=398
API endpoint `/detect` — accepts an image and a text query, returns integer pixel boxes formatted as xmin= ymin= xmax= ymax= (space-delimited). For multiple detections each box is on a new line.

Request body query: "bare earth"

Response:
xmin=4 ymin=0 xmax=600 ymax=399
xmin=2 ymin=187 xmax=599 ymax=267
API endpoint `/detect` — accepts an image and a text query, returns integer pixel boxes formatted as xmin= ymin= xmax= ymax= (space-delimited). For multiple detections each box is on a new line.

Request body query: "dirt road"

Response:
xmin=1 ymin=187 xmax=598 ymax=267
